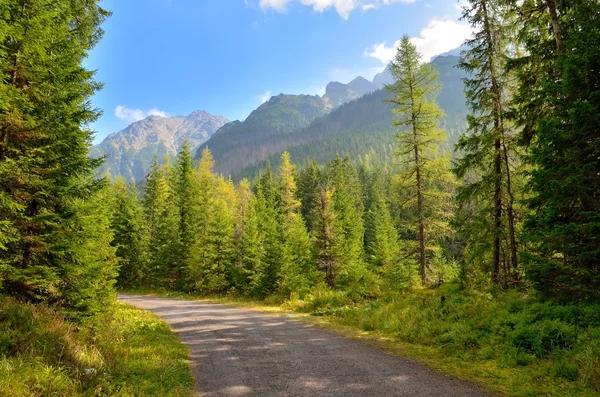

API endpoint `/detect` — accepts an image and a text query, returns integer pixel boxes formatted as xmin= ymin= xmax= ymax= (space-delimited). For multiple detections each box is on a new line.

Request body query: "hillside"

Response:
xmin=92 ymin=111 xmax=228 ymax=180
xmin=197 ymin=94 xmax=331 ymax=175
xmin=236 ymin=55 xmax=468 ymax=179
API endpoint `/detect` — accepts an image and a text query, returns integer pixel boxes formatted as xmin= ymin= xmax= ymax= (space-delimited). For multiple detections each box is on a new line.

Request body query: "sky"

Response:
xmin=87 ymin=0 xmax=470 ymax=144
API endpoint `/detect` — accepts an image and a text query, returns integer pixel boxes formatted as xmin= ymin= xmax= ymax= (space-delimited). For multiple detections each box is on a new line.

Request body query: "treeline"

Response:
xmin=112 ymin=148 xmax=416 ymax=298
xmin=112 ymin=0 xmax=600 ymax=301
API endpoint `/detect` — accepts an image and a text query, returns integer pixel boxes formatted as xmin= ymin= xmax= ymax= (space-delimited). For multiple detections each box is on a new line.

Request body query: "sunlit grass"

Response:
xmin=0 ymin=298 xmax=195 ymax=397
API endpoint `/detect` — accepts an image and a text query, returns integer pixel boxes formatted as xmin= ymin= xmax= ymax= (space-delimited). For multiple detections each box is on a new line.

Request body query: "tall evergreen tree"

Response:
xmin=197 ymin=177 xmax=236 ymax=294
xmin=277 ymin=152 xmax=315 ymax=297
xmin=387 ymin=35 xmax=453 ymax=286
xmin=109 ymin=177 xmax=147 ymax=289
xmin=238 ymin=187 xmax=268 ymax=297
xmin=0 ymin=0 xmax=114 ymax=312
xmin=296 ymin=160 xmax=322 ymax=233
xmin=252 ymin=166 xmax=282 ymax=296
xmin=324 ymin=156 xmax=369 ymax=291
xmin=454 ymin=0 xmax=522 ymax=287
xmin=188 ymin=148 xmax=217 ymax=289
xmin=169 ymin=140 xmax=197 ymax=289
xmin=311 ymin=186 xmax=340 ymax=287
xmin=364 ymin=169 xmax=400 ymax=274
xmin=513 ymin=1 xmax=600 ymax=298
xmin=142 ymin=157 xmax=172 ymax=285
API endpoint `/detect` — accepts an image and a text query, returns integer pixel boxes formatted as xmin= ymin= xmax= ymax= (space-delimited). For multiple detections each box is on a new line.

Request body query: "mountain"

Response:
xmin=235 ymin=54 xmax=468 ymax=180
xmin=197 ymin=94 xmax=330 ymax=176
xmin=323 ymin=76 xmax=378 ymax=108
xmin=198 ymin=77 xmax=381 ymax=175
xmin=92 ymin=110 xmax=228 ymax=180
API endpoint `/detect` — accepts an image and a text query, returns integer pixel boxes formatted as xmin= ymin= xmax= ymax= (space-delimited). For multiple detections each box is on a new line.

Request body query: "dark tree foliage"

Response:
xmin=516 ymin=1 xmax=600 ymax=299
xmin=0 ymin=0 xmax=116 ymax=314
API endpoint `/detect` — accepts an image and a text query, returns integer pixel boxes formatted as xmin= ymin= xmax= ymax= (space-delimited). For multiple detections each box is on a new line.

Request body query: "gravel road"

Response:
xmin=119 ymin=294 xmax=490 ymax=397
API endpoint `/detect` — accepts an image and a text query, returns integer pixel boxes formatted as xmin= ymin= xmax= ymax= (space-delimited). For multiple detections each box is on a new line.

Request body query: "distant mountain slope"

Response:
xmin=197 ymin=94 xmax=331 ymax=175
xmin=92 ymin=111 xmax=228 ymax=180
xmin=236 ymin=55 xmax=468 ymax=180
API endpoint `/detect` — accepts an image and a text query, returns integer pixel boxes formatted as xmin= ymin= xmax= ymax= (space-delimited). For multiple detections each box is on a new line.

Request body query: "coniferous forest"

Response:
xmin=1 ymin=0 xmax=600 ymax=396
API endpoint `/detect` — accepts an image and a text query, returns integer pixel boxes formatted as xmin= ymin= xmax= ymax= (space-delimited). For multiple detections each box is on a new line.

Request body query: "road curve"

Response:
xmin=119 ymin=294 xmax=490 ymax=397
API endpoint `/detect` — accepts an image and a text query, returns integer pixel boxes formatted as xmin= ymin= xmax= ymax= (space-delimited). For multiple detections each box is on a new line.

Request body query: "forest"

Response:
xmin=1 ymin=0 xmax=599 ymax=396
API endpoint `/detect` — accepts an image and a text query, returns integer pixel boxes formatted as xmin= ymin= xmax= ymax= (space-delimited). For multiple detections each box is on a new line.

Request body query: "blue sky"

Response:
xmin=87 ymin=0 xmax=469 ymax=143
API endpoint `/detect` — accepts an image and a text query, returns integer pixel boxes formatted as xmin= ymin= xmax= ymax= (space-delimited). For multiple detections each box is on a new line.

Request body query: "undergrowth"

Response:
xmin=0 ymin=297 xmax=194 ymax=397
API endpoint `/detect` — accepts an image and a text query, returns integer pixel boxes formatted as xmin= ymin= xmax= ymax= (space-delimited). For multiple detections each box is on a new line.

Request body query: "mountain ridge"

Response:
xmin=92 ymin=110 xmax=228 ymax=180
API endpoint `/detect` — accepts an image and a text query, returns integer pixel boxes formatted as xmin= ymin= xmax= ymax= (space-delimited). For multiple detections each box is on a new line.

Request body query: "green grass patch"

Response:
xmin=0 ymin=297 xmax=194 ymax=397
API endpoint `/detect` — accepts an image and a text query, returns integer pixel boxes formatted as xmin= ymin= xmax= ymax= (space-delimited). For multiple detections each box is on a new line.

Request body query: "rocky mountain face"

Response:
xmin=323 ymin=76 xmax=378 ymax=108
xmin=92 ymin=111 xmax=228 ymax=181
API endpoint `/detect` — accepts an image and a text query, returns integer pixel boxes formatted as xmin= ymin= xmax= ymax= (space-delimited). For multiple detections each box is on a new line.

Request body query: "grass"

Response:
xmin=0 ymin=297 xmax=195 ymax=397
xmin=126 ymin=285 xmax=600 ymax=397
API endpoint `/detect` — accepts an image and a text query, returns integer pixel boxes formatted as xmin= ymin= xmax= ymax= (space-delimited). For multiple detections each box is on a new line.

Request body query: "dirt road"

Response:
xmin=119 ymin=294 xmax=490 ymax=397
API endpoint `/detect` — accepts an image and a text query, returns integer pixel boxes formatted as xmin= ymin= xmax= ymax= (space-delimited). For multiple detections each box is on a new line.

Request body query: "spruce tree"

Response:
xmin=387 ymin=35 xmax=453 ymax=286
xmin=252 ymin=165 xmax=282 ymax=295
xmin=188 ymin=148 xmax=216 ymax=290
xmin=324 ymin=156 xmax=369 ymax=291
xmin=277 ymin=152 xmax=315 ymax=298
xmin=196 ymin=177 xmax=236 ymax=294
xmin=364 ymin=169 xmax=400 ymax=274
xmin=142 ymin=157 xmax=172 ymax=286
xmin=311 ymin=186 xmax=339 ymax=287
xmin=0 ymin=0 xmax=114 ymax=312
xmin=454 ymin=0 xmax=522 ymax=287
xmin=296 ymin=160 xmax=322 ymax=233
xmin=239 ymin=188 xmax=268 ymax=297
xmin=109 ymin=177 xmax=147 ymax=289
xmin=170 ymin=140 xmax=197 ymax=289
xmin=514 ymin=1 xmax=600 ymax=298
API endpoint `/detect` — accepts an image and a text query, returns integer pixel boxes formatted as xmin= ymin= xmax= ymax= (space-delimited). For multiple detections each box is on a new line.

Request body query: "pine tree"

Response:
xmin=142 ymin=157 xmax=171 ymax=286
xmin=296 ymin=160 xmax=322 ymax=233
xmin=0 ymin=0 xmax=114 ymax=313
xmin=109 ymin=177 xmax=147 ymax=289
xmin=61 ymin=184 xmax=118 ymax=316
xmin=188 ymin=148 xmax=216 ymax=290
xmin=277 ymin=152 xmax=315 ymax=298
xmin=364 ymin=169 xmax=400 ymax=274
xmin=311 ymin=186 xmax=339 ymax=287
xmin=238 ymin=188 xmax=268 ymax=297
xmin=387 ymin=35 xmax=454 ymax=286
xmin=454 ymin=0 xmax=522 ymax=287
xmin=514 ymin=1 xmax=600 ymax=299
xmin=324 ymin=156 xmax=369 ymax=291
xmin=169 ymin=140 xmax=197 ymax=289
xmin=252 ymin=165 xmax=282 ymax=296
xmin=195 ymin=177 xmax=236 ymax=294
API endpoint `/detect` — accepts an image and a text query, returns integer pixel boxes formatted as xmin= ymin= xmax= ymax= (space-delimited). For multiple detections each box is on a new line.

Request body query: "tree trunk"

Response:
xmin=414 ymin=146 xmax=426 ymax=285
xmin=502 ymin=140 xmax=519 ymax=280
xmin=546 ymin=0 xmax=564 ymax=53
xmin=482 ymin=0 xmax=503 ymax=287
xmin=493 ymin=139 xmax=502 ymax=286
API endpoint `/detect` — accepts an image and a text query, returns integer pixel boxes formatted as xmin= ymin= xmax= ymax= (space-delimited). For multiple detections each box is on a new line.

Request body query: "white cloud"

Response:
xmin=364 ymin=18 xmax=472 ymax=64
xmin=259 ymin=0 xmax=415 ymax=19
xmin=411 ymin=18 xmax=471 ymax=61
xmin=259 ymin=0 xmax=292 ymax=12
xmin=114 ymin=105 xmax=170 ymax=123
xmin=260 ymin=91 xmax=273 ymax=103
